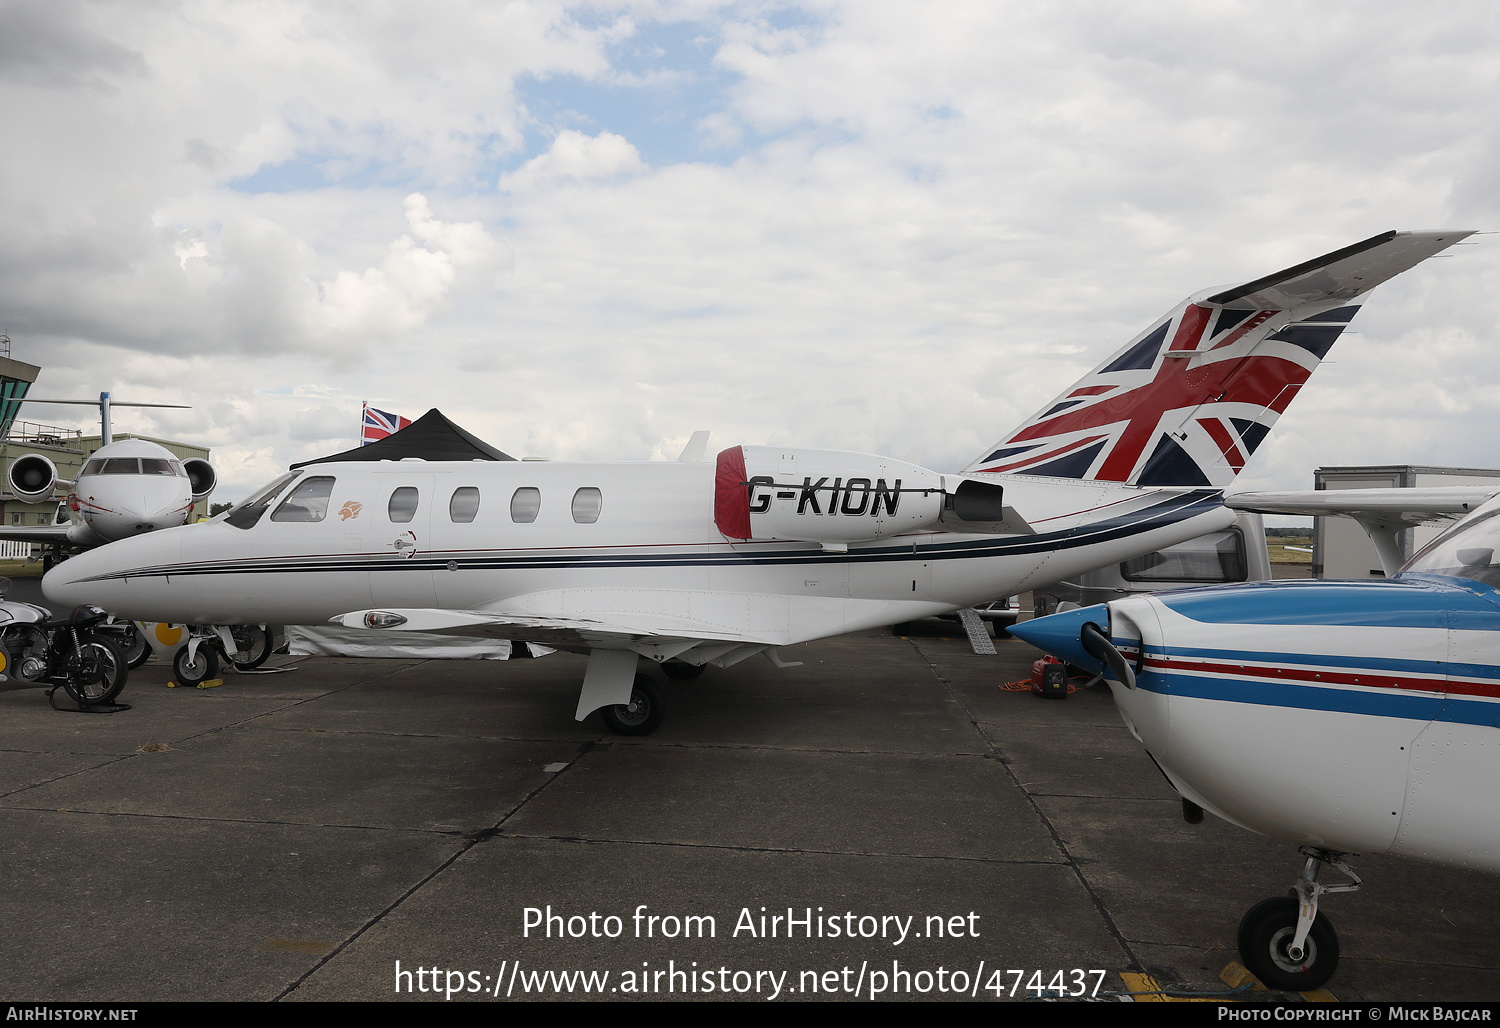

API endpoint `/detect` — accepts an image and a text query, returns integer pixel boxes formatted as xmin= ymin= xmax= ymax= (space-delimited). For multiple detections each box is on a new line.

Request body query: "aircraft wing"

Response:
xmin=329 ymin=606 xmax=776 ymax=668
xmin=1205 ymin=230 xmax=1473 ymax=309
xmin=1226 ymin=487 xmax=1497 ymax=526
xmin=1228 ymin=486 xmax=1499 ymax=576
xmin=0 ymin=524 xmax=71 ymax=545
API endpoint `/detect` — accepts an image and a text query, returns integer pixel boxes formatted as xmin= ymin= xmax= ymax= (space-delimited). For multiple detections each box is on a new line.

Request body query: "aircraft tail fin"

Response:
xmin=964 ymin=230 xmax=1474 ymax=487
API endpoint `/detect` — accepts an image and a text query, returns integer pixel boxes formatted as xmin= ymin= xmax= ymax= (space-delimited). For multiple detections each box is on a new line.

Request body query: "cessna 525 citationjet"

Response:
xmin=43 ymin=230 xmax=1473 ymax=734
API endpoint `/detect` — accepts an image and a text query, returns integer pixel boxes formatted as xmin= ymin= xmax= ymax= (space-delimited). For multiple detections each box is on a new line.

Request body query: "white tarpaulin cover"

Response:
xmin=286 ymin=625 xmax=554 ymax=660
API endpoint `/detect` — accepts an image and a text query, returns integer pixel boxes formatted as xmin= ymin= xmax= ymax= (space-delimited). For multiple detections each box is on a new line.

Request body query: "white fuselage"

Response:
xmin=1101 ymin=580 xmax=1500 ymax=874
xmin=42 ymin=458 xmax=1234 ymax=640
xmin=67 ymin=438 xmax=197 ymax=545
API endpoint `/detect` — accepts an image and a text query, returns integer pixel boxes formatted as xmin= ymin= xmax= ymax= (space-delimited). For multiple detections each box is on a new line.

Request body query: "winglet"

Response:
xmin=677 ymin=430 xmax=711 ymax=462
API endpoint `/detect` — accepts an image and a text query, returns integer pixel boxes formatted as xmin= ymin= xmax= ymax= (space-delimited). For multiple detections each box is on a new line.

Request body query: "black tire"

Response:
xmin=118 ymin=623 xmax=152 ymax=669
xmin=661 ymin=660 xmax=704 ymax=681
xmin=228 ymin=625 xmax=271 ymax=670
xmin=173 ymin=643 xmax=219 ymax=686
xmin=1237 ymin=896 xmax=1340 ymax=992
xmin=600 ymin=674 xmax=665 ymax=736
xmin=64 ymin=635 xmax=128 ymax=705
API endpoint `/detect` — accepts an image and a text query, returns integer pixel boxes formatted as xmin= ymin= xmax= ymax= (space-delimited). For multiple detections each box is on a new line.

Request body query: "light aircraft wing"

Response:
xmin=1225 ymin=487 xmax=1497 ymax=526
xmin=1227 ymin=486 xmax=1499 ymax=576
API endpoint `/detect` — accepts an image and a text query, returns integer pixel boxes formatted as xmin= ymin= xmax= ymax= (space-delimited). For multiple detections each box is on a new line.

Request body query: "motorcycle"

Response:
xmin=0 ymin=580 xmax=127 ymax=706
xmin=88 ymin=617 xmax=275 ymax=683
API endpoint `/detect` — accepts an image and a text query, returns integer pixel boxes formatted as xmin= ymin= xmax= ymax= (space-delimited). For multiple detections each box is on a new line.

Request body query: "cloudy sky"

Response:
xmin=2 ymin=1 xmax=1498 ymax=503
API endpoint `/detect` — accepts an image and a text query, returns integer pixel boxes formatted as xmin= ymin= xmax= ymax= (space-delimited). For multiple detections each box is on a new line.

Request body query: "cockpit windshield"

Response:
xmin=221 ymin=471 xmax=303 ymax=530
xmin=1401 ymin=502 xmax=1500 ymax=589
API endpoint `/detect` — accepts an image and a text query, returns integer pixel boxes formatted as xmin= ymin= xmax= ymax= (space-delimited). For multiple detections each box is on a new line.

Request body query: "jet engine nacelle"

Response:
xmin=8 ymin=454 xmax=60 ymax=503
xmin=715 ymin=445 xmax=964 ymax=544
xmin=183 ymin=458 xmax=216 ymax=503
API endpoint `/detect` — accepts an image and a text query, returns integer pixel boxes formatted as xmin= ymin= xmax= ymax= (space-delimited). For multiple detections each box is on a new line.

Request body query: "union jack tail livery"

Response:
xmin=966 ymin=230 xmax=1474 ymax=486
xmin=362 ymin=403 xmax=412 ymax=445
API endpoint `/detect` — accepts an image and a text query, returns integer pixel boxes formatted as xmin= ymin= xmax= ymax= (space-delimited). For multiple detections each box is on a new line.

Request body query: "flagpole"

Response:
xmin=360 ymin=401 xmax=368 ymax=447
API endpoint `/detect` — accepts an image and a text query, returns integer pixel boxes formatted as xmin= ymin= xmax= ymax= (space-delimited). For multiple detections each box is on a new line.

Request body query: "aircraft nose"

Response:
xmin=1007 ymin=604 xmax=1112 ymax=671
xmin=41 ymin=555 xmax=94 ymax=609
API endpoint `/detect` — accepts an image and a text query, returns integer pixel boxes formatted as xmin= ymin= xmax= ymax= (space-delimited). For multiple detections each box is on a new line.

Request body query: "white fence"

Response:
xmin=0 ymin=540 xmax=34 ymax=559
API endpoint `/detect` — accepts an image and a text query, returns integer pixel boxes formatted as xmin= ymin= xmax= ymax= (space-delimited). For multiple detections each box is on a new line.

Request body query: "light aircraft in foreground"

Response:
xmin=2 ymin=392 xmax=217 ymax=559
xmin=42 ymin=230 xmax=1471 ymax=735
xmin=1009 ymin=488 xmax=1500 ymax=992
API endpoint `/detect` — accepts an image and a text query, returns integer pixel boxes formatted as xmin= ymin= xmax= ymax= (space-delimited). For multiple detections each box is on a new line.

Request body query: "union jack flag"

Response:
xmin=362 ymin=403 xmax=412 ymax=445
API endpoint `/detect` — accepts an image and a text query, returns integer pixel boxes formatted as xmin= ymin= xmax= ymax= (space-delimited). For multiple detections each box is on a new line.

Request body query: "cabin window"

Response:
xmin=81 ymin=459 xmax=105 ymax=476
xmin=224 ymin=471 xmax=303 ymax=530
xmin=100 ymin=458 xmax=139 ymax=474
xmin=450 ymin=487 xmax=481 ymax=523
xmin=571 ymin=487 xmax=603 ymax=524
xmin=141 ymin=459 xmax=176 ymax=476
xmin=510 ymin=487 xmax=540 ymax=524
xmin=388 ymin=486 xmax=420 ymax=524
xmin=271 ymin=476 xmax=336 ymax=523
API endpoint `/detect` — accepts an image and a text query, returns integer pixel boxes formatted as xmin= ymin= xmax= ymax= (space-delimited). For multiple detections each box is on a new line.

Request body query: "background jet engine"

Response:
xmin=7 ymin=453 xmax=60 ymax=503
xmin=183 ymin=458 xmax=216 ymax=503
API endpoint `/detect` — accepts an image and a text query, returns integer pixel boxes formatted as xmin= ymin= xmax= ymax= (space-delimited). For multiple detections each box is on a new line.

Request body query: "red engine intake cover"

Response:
xmin=714 ymin=446 xmax=751 ymax=540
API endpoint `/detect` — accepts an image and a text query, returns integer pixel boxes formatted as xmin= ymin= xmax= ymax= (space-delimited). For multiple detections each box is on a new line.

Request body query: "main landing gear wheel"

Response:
xmin=661 ymin=660 xmax=704 ymax=681
xmin=601 ymin=674 xmax=665 ymax=736
xmin=173 ymin=644 xmax=219 ymax=686
xmin=228 ymin=625 xmax=272 ymax=670
xmin=1237 ymin=896 xmax=1340 ymax=992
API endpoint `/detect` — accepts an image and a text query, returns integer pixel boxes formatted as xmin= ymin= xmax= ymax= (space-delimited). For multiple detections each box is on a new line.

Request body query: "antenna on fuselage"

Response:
xmin=21 ymin=391 xmax=191 ymax=445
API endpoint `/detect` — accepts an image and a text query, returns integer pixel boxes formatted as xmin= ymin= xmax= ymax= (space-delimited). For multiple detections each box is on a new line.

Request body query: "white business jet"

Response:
xmin=2 ymin=392 xmax=216 ymax=558
xmin=42 ymin=230 xmax=1473 ymax=734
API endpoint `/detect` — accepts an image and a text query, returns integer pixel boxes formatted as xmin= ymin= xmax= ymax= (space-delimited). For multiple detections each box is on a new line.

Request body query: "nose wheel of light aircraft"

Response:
xmin=600 ymin=674 xmax=665 ymax=736
xmin=1238 ymin=848 xmax=1360 ymax=991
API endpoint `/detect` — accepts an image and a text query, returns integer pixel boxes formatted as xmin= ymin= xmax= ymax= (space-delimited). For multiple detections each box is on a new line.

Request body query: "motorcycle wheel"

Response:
xmin=65 ymin=635 xmax=128 ymax=706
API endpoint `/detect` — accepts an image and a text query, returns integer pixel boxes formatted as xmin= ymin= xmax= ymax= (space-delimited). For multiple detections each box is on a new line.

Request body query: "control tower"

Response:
xmin=0 ymin=334 xmax=40 ymax=438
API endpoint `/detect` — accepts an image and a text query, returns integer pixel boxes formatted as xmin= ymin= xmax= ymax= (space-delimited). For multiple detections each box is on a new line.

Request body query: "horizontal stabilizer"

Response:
xmin=1207 ymin=231 xmax=1473 ymax=309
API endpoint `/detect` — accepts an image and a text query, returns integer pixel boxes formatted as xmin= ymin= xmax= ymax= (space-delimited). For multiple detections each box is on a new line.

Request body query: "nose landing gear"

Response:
xmin=1238 ymin=848 xmax=1361 ymax=991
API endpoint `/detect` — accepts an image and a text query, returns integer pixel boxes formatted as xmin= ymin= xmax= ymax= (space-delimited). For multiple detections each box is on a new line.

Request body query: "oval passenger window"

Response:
xmin=388 ymin=486 xmax=420 ymax=524
xmin=510 ymin=487 xmax=540 ymax=524
xmin=571 ymin=487 xmax=602 ymax=524
xmin=450 ymin=486 xmax=481 ymax=523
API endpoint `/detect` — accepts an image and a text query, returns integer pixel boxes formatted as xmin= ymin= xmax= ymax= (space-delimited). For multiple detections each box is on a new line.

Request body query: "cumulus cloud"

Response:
xmin=500 ymin=129 xmax=648 ymax=190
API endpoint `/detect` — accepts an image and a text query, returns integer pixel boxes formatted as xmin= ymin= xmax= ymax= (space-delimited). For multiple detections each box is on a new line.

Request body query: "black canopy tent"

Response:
xmin=290 ymin=409 xmax=516 ymax=468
